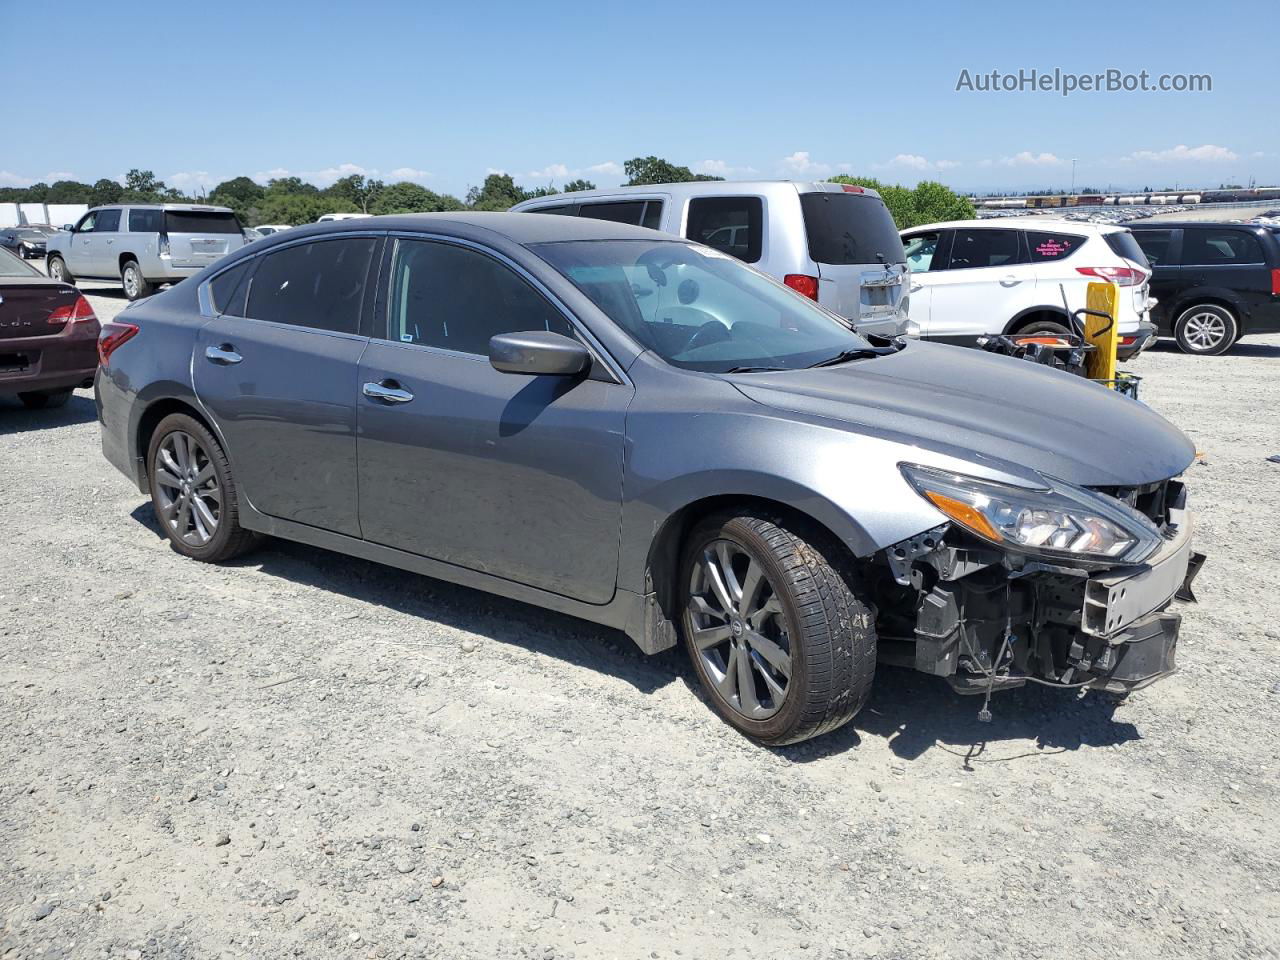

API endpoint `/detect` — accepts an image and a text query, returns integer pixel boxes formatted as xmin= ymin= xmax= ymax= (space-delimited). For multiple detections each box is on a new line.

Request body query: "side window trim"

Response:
xmin=374 ymin=231 xmax=627 ymax=385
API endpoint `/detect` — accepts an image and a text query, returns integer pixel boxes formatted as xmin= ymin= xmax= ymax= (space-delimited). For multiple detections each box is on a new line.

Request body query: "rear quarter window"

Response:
xmin=1025 ymin=231 xmax=1083 ymax=262
xmin=799 ymin=193 xmax=904 ymax=265
xmin=209 ymin=260 xmax=253 ymax=316
xmin=685 ymin=196 xmax=762 ymax=263
xmin=1132 ymin=230 xmax=1174 ymax=266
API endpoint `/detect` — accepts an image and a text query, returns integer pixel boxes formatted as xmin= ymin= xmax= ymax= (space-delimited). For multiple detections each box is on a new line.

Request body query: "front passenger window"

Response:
xmin=75 ymin=213 xmax=97 ymax=234
xmin=903 ymin=232 xmax=941 ymax=272
xmin=387 ymin=239 xmax=573 ymax=354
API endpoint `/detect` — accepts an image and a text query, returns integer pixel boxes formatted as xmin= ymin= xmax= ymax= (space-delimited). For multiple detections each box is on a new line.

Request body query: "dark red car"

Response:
xmin=0 ymin=248 xmax=99 ymax=409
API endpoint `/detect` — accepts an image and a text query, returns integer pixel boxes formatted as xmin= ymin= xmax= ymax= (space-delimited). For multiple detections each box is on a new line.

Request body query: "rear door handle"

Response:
xmin=205 ymin=344 xmax=242 ymax=365
xmin=999 ymin=275 xmax=1020 ymax=287
xmin=363 ymin=380 xmax=414 ymax=404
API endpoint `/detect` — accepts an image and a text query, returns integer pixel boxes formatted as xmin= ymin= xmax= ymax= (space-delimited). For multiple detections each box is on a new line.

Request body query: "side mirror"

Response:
xmin=61 ymin=224 xmax=73 ymax=232
xmin=489 ymin=330 xmax=590 ymax=377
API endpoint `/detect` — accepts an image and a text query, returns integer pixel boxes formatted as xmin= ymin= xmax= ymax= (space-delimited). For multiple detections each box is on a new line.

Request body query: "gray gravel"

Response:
xmin=2 ymin=279 xmax=1278 ymax=959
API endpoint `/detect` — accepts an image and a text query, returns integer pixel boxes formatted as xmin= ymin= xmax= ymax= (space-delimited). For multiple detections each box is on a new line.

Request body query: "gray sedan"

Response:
xmin=94 ymin=213 xmax=1202 ymax=744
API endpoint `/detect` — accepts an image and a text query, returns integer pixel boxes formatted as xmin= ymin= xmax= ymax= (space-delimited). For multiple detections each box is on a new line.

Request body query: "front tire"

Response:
xmin=121 ymin=260 xmax=155 ymax=301
xmin=18 ymin=389 xmax=72 ymax=409
xmin=46 ymin=255 xmax=74 ymax=284
xmin=1174 ymin=304 xmax=1237 ymax=355
xmin=1016 ymin=319 xmax=1073 ymax=339
xmin=147 ymin=413 xmax=258 ymax=562
xmin=680 ymin=512 xmax=876 ymax=745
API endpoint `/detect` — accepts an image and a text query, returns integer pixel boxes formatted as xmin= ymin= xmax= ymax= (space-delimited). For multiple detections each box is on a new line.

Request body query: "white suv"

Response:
xmin=899 ymin=219 xmax=1157 ymax=360
xmin=512 ymin=180 xmax=910 ymax=338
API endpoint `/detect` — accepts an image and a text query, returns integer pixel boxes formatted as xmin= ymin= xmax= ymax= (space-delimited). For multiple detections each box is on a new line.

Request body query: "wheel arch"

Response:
xmin=1171 ymin=295 xmax=1239 ymax=323
xmin=1003 ymin=305 xmax=1072 ymax=335
xmin=118 ymin=252 xmax=141 ymax=275
xmin=134 ymin=396 xmax=225 ymax=486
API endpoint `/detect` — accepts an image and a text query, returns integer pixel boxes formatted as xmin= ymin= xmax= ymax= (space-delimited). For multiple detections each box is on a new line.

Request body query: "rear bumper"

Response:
xmin=853 ymin=315 xmax=910 ymax=338
xmin=0 ymin=332 xmax=98 ymax=395
xmin=1116 ymin=321 xmax=1157 ymax=361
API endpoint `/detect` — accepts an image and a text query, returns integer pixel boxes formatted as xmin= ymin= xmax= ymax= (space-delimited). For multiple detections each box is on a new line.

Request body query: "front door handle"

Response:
xmin=205 ymin=344 xmax=242 ymax=365
xmin=363 ymin=380 xmax=414 ymax=404
xmin=999 ymin=275 xmax=1020 ymax=287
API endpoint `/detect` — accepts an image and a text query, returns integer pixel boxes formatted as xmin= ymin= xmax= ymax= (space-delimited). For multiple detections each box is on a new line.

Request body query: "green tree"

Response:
xmin=45 ymin=180 xmax=92 ymax=203
xmin=22 ymin=182 xmax=50 ymax=202
xmin=465 ymin=173 xmax=527 ymax=211
xmin=89 ymin=178 xmax=124 ymax=206
xmin=562 ymin=178 xmax=596 ymax=193
xmin=326 ymin=174 xmax=385 ymax=214
xmin=266 ymin=176 xmax=318 ymax=196
xmin=623 ymin=156 xmax=723 ymax=186
xmin=370 ymin=181 xmax=465 ymax=215
xmin=209 ymin=176 xmax=265 ymax=220
xmin=828 ymin=176 xmax=974 ymax=229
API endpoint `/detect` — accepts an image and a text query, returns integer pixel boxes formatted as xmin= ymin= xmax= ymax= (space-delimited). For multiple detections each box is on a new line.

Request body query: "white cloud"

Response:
xmin=302 ymin=162 xmax=374 ymax=186
xmin=887 ymin=153 xmax=931 ymax=171
xmin=935 ymin=159 xmax=961 ymax=170
xmin=526 ymin=163 xmax=570 ymax=181
xmin=1123 ymin=143 xmax=1237 ymax=164
xmin=999 ymin=151 xmax=1063 ymax=167
xmin=586 ymin=161 xmax=623 ymax=177
xmin=485 ymin=167 xmax=507 ymax=176
xmin=45 ymin=171 xmax=77 ymax=182
xmin=780 ymin=151 xmax=832 ymax=177
xmin=167 ymin=170 xmax=218 ymax=192
xmin=0 ymin=170 xmax=34 ymax=187
xmin=696 ymin=159 xmax=759 ymax=178
xmin=251 ymin=168 xmax=291 ymax=185
xmin=389 ymin=167 xmax=432 ymax=182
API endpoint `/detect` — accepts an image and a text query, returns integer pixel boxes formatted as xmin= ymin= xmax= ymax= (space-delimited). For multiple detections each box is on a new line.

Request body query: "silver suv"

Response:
xmin=511 ymin=181 xmax=910 ymax=337
xmin=46 ymin=204 xmax=248 ymax=300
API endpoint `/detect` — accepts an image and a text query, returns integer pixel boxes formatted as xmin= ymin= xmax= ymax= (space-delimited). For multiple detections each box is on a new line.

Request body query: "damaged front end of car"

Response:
xmin=869 ymin=464 xmax=1205 ymax=713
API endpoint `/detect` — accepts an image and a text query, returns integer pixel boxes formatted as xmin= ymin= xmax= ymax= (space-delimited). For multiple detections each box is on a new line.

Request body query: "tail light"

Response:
xmin=47 ymin=294 xmax=97 ymax=326
xmin=1076 ymin=266 xmax=1147 ymax=287
xmin=1272 ymin=269 xmax=1280 ymax=296
xmin=783 ymin=274 xmax=819 ymax=300
xmin=98 ymin=321 xmax=139 ymax=366
xmin=1119 ymin=336 xmax=1137 ymax=346
xmin=158 ymin=233 xmax=171 ymax=258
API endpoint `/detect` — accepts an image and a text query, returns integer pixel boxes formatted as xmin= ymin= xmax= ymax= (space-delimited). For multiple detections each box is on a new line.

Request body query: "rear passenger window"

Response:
xmin=1182 ymin=229 xmax=1264 ymax=265
xmin=641 ymin=201 xmax=663 ymax=230
xmin=946 ymin=229 xmax=1023 ymax=270
xmin=1133 ymin=230 xmax=1174 ymax=266
xmin=1025 ymin=231 xmax=1082 ymax=262
xmin=386 ymin=239 xmax=572 ymax=355
xmin=95 ymin=209 xmax=121 ymax=231
xmin=578 ymin=201 xmax=647 ymax=225
xmin=685 ymin=196 xmax=762 ymax=263
xmin=209 ymin=261 xmax=252 ymax=316
xmin=246 ymin=238 xmax=377 ymax=334
xmin=128 ymin=209 xmax=162 ymax=232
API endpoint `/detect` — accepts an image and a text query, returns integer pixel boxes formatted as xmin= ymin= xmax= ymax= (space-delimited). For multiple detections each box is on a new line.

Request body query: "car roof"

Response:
xmin=1127 ymin=221 xmax=1269 ymax=230
xmin=265 ymin=211 xmax=678 ymax=246
xmin=511 ymin=179 xmax=884 ymax=207
xmin=905 ymin=217 xmax=1121 ymax=235
xmin=91 ymin=203 xmax=235 ymax=213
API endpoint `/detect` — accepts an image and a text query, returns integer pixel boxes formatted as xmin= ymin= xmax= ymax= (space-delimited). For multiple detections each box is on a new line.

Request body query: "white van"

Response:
xmin=511 ymin=180 xmax=909 ymax=337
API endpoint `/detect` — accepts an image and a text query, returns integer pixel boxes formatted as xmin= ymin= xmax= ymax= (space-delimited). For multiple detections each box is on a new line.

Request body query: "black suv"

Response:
xmin=1128 ymin=222 xmax=1280 ymax=355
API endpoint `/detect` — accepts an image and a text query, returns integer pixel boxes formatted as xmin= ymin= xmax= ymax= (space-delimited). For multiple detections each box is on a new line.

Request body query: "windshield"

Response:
xmin=532 ymin=239 xmax=875 ymax=373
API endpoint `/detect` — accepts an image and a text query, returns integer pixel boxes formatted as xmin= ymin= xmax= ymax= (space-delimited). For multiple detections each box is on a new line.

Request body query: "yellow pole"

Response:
xmin=1083 ymin=281 xmax=1119 ymax=383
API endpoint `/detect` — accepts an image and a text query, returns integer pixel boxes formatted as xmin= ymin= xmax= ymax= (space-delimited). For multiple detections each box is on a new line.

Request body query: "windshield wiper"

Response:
xmin=725 ymin=365 xmax=785 ymax=373
xmin=806 ymin=345 xmax=899 ymax=369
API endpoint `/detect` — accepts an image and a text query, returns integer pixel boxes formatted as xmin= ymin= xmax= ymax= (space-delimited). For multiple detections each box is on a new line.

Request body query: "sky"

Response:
xmin=3 ymin=0 xmax=1275 ymax=198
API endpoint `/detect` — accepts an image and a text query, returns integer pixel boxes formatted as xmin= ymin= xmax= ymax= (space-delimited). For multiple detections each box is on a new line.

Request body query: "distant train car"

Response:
xmin=1180 ymin=194 xmax=1202 ymax=203
xmin=1077 ymin=195 xmax=1104 ymax=206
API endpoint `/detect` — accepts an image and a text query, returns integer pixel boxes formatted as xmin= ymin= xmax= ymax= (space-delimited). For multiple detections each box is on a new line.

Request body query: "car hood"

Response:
xmin=727 ymin=341 xmax=1195 ymax=487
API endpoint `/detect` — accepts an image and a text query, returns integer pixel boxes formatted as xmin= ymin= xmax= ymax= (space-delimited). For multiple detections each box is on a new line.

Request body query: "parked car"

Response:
xmin=254 ymin=224 xmax=291 ymax=237
xmin=243 ymin=227 xmax=265 ymax=243
xmin=899 ymin=219 xmax=1157 ymax=360
xmin=316 ymin=213 xmax=368 ymax=222
xmin=45 ymin=204 xmax=248 ymax=301
xmin=96 ymin=213 xmax=1201 ymax=745
xmin=0 ymin=226 xmax=53 ymax=259
xmin=512 ymin=180 xmax=910 ymax=338
xmin=1126 ymin=222 xmax=1280 ymax=355
xmin=0 ymin=247 xmax=99 ymax=409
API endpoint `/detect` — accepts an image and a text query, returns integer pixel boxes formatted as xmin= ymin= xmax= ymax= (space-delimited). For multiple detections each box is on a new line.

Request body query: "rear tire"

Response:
xmin=121 ymin=260 xmax=155 ymax=301
xmin=18 ymin=389 xmax=72 ymax=410
xmin=1016 ymin=319 xmax=1073 ymax=338
xmin=1174 ymin=304 xmax=1236 ymax=356
xmin=147 ymin=413 xmax=259 ymax=563
xmin=46 ymin=255 xmax=74 ymax=284
xmin=680 ymin=511 xmax=876 ymax=746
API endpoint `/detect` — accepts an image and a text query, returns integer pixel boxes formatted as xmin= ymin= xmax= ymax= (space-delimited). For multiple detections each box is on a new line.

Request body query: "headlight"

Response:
xmin=900 ymin=464 xmax=1162 ymax=563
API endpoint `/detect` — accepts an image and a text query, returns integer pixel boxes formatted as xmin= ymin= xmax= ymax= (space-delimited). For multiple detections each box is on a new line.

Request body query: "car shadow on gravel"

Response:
xmin=1146 ymin=340 xmax=1280 ymax=358
xmin=127 ymin=504 xmax=679 ymax=694
xmin=776 ymin=665 xmax=1141 ymax=765
xmin=0 ymin=391 xmax=97 ymax=433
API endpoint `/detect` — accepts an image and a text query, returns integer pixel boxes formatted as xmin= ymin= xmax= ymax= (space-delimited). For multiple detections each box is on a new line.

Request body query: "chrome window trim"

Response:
xmin=382 ymin=231 xmax=630 ymax=386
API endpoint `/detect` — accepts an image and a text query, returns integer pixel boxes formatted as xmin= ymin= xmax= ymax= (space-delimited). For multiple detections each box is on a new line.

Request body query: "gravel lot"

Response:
xmin=2 ymin=277 xmax=1278 ymax=960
